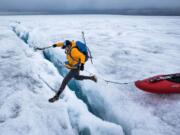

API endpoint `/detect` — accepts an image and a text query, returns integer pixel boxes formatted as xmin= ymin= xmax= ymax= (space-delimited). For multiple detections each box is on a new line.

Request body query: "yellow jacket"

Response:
xmin=55 ymin=41 xmax=85 ymax=69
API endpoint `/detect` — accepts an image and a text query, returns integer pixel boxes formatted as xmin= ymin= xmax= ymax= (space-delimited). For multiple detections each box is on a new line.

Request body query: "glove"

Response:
xmin=52 ymin=44 xmax=57 ymax=48
xmin=62 ymin=45 xmax=66 ymax=49
xmin=80 ymin=63 xmax=84 ymax=71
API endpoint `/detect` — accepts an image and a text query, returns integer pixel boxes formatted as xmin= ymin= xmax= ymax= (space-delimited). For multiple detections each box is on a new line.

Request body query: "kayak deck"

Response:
xmin=135 ymin=73 xmax=180 ymax=94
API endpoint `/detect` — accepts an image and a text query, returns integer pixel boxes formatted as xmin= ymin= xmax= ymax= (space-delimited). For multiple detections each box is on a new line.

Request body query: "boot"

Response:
xmin=49 ymin=94 xmax=59 ymax=103
xmin=91 ymin=75 xmax=97 ymax=83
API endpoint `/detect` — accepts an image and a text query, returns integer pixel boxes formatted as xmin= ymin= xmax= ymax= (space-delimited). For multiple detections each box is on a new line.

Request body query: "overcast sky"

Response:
xmin=0 ymin=0 xmax=180 ymax=12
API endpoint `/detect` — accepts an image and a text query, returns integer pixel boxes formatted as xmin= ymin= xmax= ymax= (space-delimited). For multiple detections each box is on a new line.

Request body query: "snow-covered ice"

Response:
xmin=0 ymin=15 xmax=180 ymax=135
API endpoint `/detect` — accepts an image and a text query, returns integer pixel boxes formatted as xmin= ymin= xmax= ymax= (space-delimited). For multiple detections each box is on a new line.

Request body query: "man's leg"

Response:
xmin=49 ymin=69 xmax=77 ymax=102
xmin=56 ymin=70 xmax=76 ymax=96
xmin=74 ymin=70 xmax=97 ymax=82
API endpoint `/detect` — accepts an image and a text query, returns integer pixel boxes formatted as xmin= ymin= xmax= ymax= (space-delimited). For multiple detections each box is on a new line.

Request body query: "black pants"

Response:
xmin=56 ymin=69 xmax=92 ymax=96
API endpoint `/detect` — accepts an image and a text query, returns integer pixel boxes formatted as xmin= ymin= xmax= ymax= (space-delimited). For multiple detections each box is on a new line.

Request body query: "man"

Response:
xmin=49 ymin=40 xmax=97 ymax=103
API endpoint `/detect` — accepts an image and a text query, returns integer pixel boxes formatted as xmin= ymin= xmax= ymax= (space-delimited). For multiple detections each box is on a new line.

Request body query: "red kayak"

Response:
xmin=135 ymin=73 xmax=180 ymax=94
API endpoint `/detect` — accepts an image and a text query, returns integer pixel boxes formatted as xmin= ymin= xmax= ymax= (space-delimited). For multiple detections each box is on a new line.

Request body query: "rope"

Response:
xmin=36 ymin=46 xmax=133 ymax=85
xmin=81 ymin=32 xmax=133 ymax=84
xmin=38 ymin=75 xmax=56 ymax=91
xmin=84 ymin=69 xmax=133 ymax=85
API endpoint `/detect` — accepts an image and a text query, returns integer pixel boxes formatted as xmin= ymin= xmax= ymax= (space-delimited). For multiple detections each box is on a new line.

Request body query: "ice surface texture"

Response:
xmin=0 ymin=15 xmax=180 ymax=135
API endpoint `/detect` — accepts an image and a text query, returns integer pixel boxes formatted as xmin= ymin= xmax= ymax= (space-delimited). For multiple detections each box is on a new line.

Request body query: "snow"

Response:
xmin=0 ymin=19 xmax=123 ymax=135
xmin=0 ymin=15 xmax=180 ymax=135
xmin=0 ymin=27 xmax=74 ymax=135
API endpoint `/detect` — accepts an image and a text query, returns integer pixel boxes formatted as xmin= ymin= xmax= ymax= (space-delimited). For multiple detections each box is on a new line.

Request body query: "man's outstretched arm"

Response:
xmin=53 ymin=42 xmax=64 ymax=48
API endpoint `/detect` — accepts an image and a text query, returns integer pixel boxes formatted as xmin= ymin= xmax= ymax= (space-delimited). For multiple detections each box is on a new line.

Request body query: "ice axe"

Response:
xmin=82 ymin=31 xmax=93 ymax=64
xmin=34 ymin=46 xmax=53 ymax=51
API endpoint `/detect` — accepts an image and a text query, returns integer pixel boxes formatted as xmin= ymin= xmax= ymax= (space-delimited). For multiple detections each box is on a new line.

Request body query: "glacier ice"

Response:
xmin=0 ymin=15 xmax=180 ymax=135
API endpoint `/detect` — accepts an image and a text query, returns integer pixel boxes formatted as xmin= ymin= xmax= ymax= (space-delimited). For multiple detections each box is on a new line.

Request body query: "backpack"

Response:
xmin=75 ymin=41 xmax=89 ymax=61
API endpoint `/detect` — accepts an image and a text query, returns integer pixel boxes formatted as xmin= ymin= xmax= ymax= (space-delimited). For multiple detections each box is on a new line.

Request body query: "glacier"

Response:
xmin=0 ymin=15 xmax=180 ymax=135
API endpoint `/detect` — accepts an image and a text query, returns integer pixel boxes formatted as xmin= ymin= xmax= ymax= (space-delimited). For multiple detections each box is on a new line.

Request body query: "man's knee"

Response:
xmin=74 ymin=75 xmax=83 ymax=80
